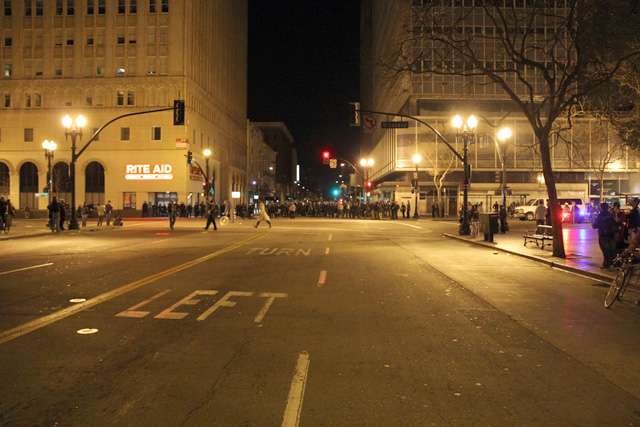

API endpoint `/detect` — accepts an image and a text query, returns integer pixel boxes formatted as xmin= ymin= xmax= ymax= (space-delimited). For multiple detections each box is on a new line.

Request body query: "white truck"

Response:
xmin=514 ymin=198 xmax=587 ymax=222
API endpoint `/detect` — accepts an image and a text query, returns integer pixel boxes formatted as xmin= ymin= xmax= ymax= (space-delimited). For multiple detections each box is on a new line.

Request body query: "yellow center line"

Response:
xmin=0 ymin=233 xmax=267 ymax=345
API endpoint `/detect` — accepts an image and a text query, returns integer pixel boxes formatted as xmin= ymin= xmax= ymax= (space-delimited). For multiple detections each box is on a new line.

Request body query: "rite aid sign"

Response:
xmin=125 ymin=164 xmax=174 ymax=180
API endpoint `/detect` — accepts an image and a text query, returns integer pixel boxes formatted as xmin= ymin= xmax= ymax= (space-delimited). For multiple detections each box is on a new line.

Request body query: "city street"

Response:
xmin=1 ymin=217 xmax=640 ymax=426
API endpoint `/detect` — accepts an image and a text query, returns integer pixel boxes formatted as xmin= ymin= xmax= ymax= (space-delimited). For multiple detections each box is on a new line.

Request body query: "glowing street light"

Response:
xmin=62 ymin=114 xmax=86 ymax=230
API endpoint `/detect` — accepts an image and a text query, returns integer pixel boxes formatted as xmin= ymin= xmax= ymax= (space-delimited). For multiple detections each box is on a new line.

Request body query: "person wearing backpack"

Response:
xmin=593 ymin=202 xmax=619 ymax=270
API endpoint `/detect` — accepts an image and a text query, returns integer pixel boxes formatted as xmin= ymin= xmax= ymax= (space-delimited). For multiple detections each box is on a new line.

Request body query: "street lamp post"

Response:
xmin=413 ymin=154 xmax=421 ymax=219
xmin=453 ymin=115 xmax=477 ymax=236
xmin=497 ymin=127 xmax=512 ymax=232
xmin=203 ymin=149 xmax=211 ymax=204
xmin=360 ymin=158 xmax=374 ymax=202
xmin=42 ymin=140 xmax=56 ymax=207
xmin=62 ymin=114 xmax=86 ymax=230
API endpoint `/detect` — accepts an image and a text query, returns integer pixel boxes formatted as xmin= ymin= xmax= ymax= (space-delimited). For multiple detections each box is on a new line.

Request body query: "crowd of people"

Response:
xmin=0 ymin=196 xmax=16 ymax=230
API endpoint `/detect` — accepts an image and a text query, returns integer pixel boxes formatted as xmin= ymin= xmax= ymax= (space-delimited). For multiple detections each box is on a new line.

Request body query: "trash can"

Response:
xmin=478 ymin=213 xmax=499 ymax=242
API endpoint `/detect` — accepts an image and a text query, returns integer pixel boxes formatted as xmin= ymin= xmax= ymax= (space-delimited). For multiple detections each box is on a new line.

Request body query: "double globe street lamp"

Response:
xmin=412 ymin=154 xmax=421 ymax=219
xmin=42 ymin=140 xmax=56 ymax=207
xmin=452 ymin=114 xmax=477 ymax=235
xmin=62 ymin=114 xmax=86 ymax=230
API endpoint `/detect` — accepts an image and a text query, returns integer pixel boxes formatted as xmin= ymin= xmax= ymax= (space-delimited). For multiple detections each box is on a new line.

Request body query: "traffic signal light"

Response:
xmin=349 ymin=102 xmax=360 ymax=127
xmin=174 ymin=100 xmax=185 ymax=125
xmin=187 ymin=150 xmax=193 ymax=164
xmin=323 ymin=151 xmax=330 ymax=165
xmin=366 ymin=181 xmax=372 ymax=188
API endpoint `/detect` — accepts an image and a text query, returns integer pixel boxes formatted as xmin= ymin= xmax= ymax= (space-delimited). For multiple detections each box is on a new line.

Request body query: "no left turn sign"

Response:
xmin=363 ymin=115 xmax=377 ymax=133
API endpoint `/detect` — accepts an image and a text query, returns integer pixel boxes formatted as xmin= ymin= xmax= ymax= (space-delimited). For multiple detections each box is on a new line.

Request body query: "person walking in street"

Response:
xmin=167 ymin=200 xmax=177 ymax=230
xmin=204 ymin=201 xmax=218 ymax=231
xmin=48 ymin=196 xmax=60 ymax=232
xmin=254 ymin=200 xmax=272 ymax=228
xmin=105 ymin=201 xmax=113 ymax=225
xmin=593 ymin=202 xmax=619 ymax=270
xmin=97 ymin=203 xmax=105 ymax=226
xmin=534 ymin=200 xmax=546 ymax=226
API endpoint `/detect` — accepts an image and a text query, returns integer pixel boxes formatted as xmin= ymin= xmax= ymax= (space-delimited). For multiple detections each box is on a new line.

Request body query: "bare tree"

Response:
xmin=379 ymin=0 xmax=640 ymax=257
xmin=418 ymin=126 xmax=456 ymax=213
xmin=565 ymin=114 xmax=626 ymax=202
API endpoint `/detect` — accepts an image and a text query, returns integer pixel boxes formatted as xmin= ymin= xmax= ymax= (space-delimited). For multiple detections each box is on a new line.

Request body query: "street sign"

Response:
xmin=381 ymin=121 xmax=409 ymax=129
xmin=35 ymin=193 xmax=48 ymax=198
xmin=329 ymin=159 xmax=337 ymax=168
xmin=363 ymin=115 xmax=377 ymax=133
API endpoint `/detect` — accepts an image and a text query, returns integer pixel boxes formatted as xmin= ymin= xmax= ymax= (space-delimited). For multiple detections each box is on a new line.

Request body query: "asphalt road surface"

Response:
xmin=1 ymin=217 xmax=640 ymax=426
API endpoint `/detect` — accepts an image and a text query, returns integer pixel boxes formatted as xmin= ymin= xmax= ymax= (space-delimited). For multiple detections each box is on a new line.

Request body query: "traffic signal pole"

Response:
xmin=352 ymin=107 xmax=472 ymax=235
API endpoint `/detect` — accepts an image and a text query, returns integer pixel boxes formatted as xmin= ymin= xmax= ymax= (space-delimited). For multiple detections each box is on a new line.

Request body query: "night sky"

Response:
xmin=247 ymin=1 xmax=362 ymax=187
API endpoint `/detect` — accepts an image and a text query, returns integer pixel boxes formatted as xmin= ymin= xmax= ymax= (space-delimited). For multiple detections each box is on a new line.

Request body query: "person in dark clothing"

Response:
xmin=592 ymin=202 xmax=619 ymax=269
xmin=48 ymin=196 xmax=60 ymax=232
xmin=499 ymin=205 xmax=508 ymax=233
xmin=204 ymin=202 xmax=218 ymax=231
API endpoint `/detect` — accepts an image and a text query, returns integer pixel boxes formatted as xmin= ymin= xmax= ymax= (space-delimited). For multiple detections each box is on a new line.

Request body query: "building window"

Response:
xmin=120 ymin=127 xmax=130 ymax=141
xmin=24 ymin=128 xmax=34 ymax=142
xmin=147 ymin=58 xmax=156 ymax=75
xmin=98 ymin=0 xmax=105 ymax=14
xmin=24 ymin=60 xmax=32 ymax=76
xmin=67 ymin=0 xmax=74 ymax=15
xmin=35 ymin=60 xmax=43 ymax=77
xmin=151 ymin=126 xmax=161 ymax=141
xmin=97 ymin=64 xmax=105 ymax=76
xmin=35 ymin=1 xmax=43 ymax=15
xmin=149 ymin=0 xmax=156 ymax=13
xmin=34 ymin=92 xmax=41 ymax=108
xmin=118 ymin=0 xmax=125 ymax=13
xmin=85 ymin=93 xmax=93 ymax=107
xmin=4 ymin=1 xmax=11 ymax=16
xmin=4 ymin=37 xmax=11 ymax=47
xmin=159 ymin=27 xmax=168 ymax=44
xmin=130 ymin=0 xmax=137 ymax=13
xmin=87 ymin=36 xmax=94 ymax=45
xmin=127 ymin=58 xmax=136 ymax=75
xmin=24 ymin=91 xmax=31 ymax=108
xmin=123 ymin=192 xmax=136 ymax=210
xmin=128 ymin=27 xmax=136 ymax=44
xmin=24 ymin=1 xmax=32 ymax=16
xmin=66 ymin=37 xmax=74 ymax=46
xmin=4 ymin=61 xmax=11 ymax=77
xmin=3 ymin=93 xmax=10 ymax=108
xmin=86 ymin=0 xmax=93 ymax=14
xmin=127 ymin=89 xmax=135 ymax=105
xmin=117 ymin=90 xmax=124 ymax=105
xmin=161 ymin=0 xmax=168 ymax=12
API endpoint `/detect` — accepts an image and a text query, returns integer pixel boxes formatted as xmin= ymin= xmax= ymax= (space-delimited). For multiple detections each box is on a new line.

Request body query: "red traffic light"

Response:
xmin=323 ymin=151 xmax=331 ymax=165
xmin=366 ymin=181 xmax=372 ymax=188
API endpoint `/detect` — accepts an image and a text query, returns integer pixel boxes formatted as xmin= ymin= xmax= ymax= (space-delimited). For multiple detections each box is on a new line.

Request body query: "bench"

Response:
xmin=523 ymin=225 xmax=553 ymax=249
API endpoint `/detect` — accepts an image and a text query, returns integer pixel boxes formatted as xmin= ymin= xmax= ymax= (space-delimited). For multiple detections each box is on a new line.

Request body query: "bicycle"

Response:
xmin=604 ymin=249 xmax=640 ymax=308
xmin=219 ymin=213 xmax=242 ymax=226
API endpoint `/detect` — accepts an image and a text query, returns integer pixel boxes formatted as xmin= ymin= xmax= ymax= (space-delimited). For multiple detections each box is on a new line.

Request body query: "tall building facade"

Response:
xmin=0 ymin=0 xmax=248 ymax=212
xmin=254 ymin=122 xmax=296 ymax=201
xmin=361 ymin=0 xmax=640 ymax=215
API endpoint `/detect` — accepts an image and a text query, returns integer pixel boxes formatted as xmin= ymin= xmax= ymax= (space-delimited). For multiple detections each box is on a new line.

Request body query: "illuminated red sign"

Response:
xmin=125 ymin=164 xmax=174 ymax=180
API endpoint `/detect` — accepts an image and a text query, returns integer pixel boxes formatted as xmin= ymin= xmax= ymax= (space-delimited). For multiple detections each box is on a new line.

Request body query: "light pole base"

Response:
xmin=459 ymin=222 xmax=471 ymax=235
xmin=413 ymin=212 xmax=419 ymax=219
xmin=69 ymin=219 xmax=80 ymax=230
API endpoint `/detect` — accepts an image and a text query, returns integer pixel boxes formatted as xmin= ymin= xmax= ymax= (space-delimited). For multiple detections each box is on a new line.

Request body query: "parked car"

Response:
xmin=515 ymin=198 xmax=587 ymax=222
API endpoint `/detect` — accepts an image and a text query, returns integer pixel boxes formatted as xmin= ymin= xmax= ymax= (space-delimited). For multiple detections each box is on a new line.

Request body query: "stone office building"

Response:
xmin=0 ymin=0 xmax=248 ymax=213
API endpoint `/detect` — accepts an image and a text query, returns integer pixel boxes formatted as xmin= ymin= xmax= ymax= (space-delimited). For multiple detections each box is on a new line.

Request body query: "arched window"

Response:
xmin=95 ymin=88 xmax=104 ymax=106
xmin=0 ymin=162 xmax=9 ymax=198
xmin=158 ymin=87 xmax=168 ymax=106
xmin=19 ymin=162 xmax=38 ymax=192
xmin=127 ymin=89 xmax=135 ymax=106
xmin=85 ymin=161 xmax=105 ymax=206
xmin=148 ymin=88 xmax=156 ymax=106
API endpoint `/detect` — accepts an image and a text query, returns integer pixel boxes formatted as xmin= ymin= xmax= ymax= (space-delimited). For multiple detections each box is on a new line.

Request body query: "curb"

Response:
xmin=442 ymin=233 xmax=613 ymax=284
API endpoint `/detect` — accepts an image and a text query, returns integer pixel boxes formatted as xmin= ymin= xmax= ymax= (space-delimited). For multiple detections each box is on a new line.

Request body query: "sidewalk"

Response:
xmin=441 ymin=218 xmax=617 ymax=283
xmin=0 ymin=219 xmax=117 ymax=240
